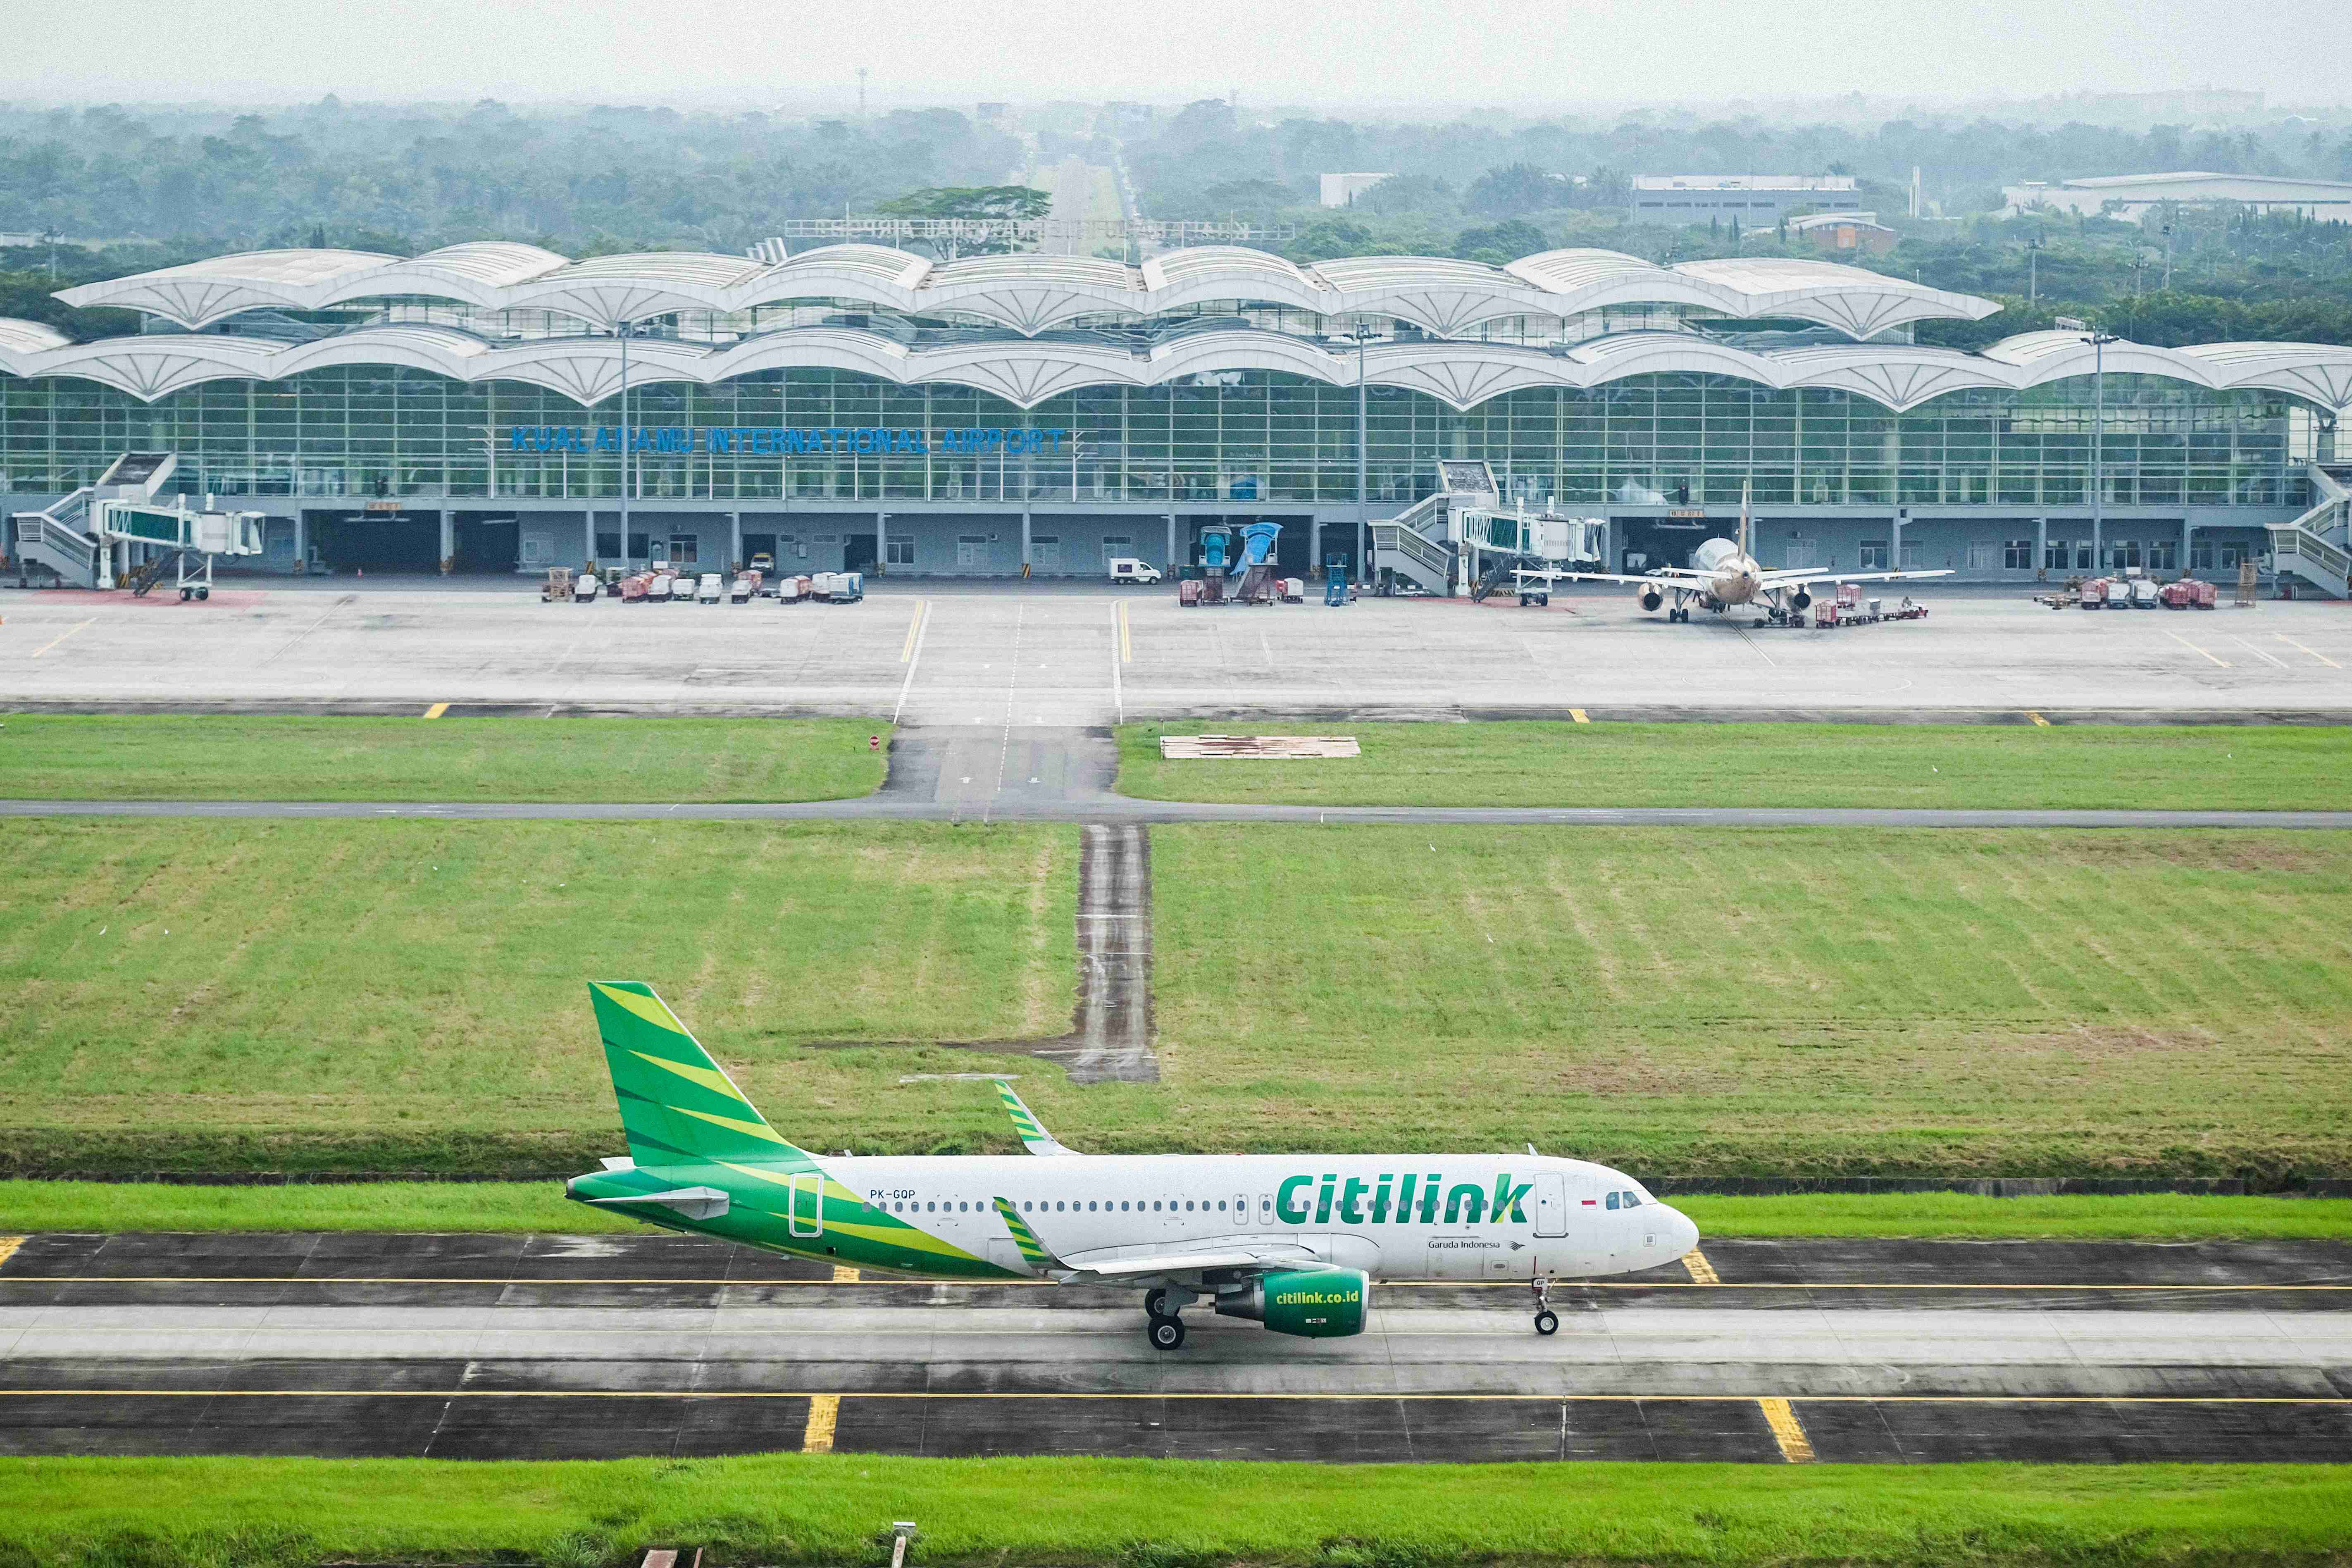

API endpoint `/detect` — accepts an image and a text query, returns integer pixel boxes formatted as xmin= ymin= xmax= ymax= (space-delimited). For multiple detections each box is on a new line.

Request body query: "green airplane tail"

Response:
xmin=586 ymin=981 xmax=806 ymax=1168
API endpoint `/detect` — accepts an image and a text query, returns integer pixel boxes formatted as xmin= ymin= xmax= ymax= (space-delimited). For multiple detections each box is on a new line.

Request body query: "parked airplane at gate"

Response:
xmin=566 ymin=982 xmax=1700 ymax=1349
xmin=1564 ymin=482 xmax=1951 ymax=624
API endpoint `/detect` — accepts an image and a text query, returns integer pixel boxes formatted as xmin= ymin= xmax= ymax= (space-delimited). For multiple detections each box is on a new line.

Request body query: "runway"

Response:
xmin=4 ymin=1232 xmax=2347 ymax=1463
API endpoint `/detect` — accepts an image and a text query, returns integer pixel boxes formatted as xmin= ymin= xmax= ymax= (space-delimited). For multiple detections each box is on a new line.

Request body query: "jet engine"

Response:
xmin=1792 ymin=589 xmax=1812 ymax=610
xmin=1215 ymin=1267 xmax=1369 ymax=1338
xmin=1637 ymin=586 xmax=1663 ymax=612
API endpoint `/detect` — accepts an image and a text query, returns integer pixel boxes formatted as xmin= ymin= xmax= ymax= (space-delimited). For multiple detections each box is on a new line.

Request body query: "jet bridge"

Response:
xmin=11 ymin=453 xmax=264 ymax=596
xmin=1368 ymin=461 xmax=1604 ymax=598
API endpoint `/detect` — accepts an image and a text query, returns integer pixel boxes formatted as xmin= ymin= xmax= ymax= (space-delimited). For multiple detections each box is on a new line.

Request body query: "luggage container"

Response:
xmin=575 ymin=573 xmax=600 ymax=603
xmin=618 ymin=572 xmax=648 ymax=603
xmin=2078 ymin=576 xmax=2109 ymax=607
xmin=2129 ymin=577 xmax=2160 ymax=608
xmin=822 ymin=570 xmax=864 ymax=603
xmin=777 ymin=574 xmax=808 ymax=603
xmin=729 ymin=573 xmax=754 ymax=603
xmin=1813 ymin=600 xmax=1840 ymax=627
xmin=1279 ymin=577 xmax=1304 ymax=602
xmin=2104 ymin=579 xmax=2132 ymax=607
xmin=541 ymin=566 xmax=574 ymax=603
xmin=1179 ymin=578 xmax=1204 ymax=607
xmin=696 ymin=572 xmax=724 ymax=604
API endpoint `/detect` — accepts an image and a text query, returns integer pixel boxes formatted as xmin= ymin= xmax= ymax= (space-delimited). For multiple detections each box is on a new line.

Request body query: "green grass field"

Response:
xmin=6 ymin=1181 xmax=2348 ymax=1240
xmin=1116 ymin=720 xmax=2352 ymax=809
xmin=3 ymin=820 xmax=2347 ymax=1177
xmin=0 ymin=714 xmax=888 ymax=801
xmin=1 ymin=1454 xmax=2345 ymax=1568
xmin=0 ymin=819 xmax=1075 ymax=1174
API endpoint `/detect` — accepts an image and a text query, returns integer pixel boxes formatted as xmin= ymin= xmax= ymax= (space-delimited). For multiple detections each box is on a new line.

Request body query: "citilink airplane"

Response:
xmin=567 ymin=982 xmax=1701 ymax=1349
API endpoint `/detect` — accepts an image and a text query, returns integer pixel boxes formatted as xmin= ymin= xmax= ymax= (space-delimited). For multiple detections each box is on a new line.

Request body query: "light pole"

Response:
xmin=616 ymin=317 xmax=632 ymax=565
xmin=2058 ymin=316 xmax=2118 ymax=570
xmin=2161 ymin=222 xmax=2174 ymax=291
xmin=1346 ymin=324 xmax=1377 ymax=584
xmin=2025 ymin=233 xmax=2041 ymax=304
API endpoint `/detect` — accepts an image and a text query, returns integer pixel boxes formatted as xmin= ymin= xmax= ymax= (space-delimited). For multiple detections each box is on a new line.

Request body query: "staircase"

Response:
xmin=1369 ymin=493 xmax=1455 ymax=594
xmin=2269 ymin=462 xmax=2351 ymax=600
xmin=11 ymin=487 xmax=102 ymax=586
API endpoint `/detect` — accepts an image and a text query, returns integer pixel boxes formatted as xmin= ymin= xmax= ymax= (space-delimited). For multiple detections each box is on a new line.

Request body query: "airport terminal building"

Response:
xmin=4 ymin=243 xmax=2350 ymax=584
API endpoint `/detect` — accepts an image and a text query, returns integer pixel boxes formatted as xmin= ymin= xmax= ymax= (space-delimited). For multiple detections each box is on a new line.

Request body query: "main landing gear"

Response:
xmin=1532 ymin=1277 xmax=1559 ymax=1336
xmin=1144 ymin=1285 xmax=1192 ymax=1349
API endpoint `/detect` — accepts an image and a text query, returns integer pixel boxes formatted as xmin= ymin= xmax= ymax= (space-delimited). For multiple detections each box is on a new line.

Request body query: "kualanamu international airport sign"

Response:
xmin=507 ymin=425 xmax=1073 ymax=455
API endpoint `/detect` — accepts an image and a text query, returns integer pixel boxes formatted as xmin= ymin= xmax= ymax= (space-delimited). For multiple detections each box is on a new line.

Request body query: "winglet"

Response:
xmin=992 ymin=1196 xmax=1067 ymax=1274
xmin=994 ymin=1080 xmax=1080 ymax=1156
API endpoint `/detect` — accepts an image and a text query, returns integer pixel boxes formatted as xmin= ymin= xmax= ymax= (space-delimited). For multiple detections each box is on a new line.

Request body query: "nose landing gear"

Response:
xmin=1532 ymin=1277 xmax=1559 ymax=1336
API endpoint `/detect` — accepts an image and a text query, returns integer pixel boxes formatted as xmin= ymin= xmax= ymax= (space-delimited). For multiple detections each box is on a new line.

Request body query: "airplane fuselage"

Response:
xmin=570 ymin=1150 xmax=1698 ymax=1284
xmin=1689 ymin=536 xmax=1761 ymax=607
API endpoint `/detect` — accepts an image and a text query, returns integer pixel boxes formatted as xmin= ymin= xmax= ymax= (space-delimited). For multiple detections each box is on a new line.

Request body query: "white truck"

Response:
xmin=1108 ymin=558 xmax=1163 ymax=584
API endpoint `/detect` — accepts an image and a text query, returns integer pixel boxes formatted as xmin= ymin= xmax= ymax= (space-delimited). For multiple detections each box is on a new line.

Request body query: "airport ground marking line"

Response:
xmin=1682 ymin=1250 xmax=1721 ymax=1285
xmin=1569 ymin=708 xmax=1589 ymax=724
xmin=0 ymin=1238 xmax=20 ymax=1270
xmin=830 ymin=1265 xmax=860 ymax=1282
xmin=422 ymin=702 xmax=448 ymax=720
xmin=2231 ymin=636 xmax=2290 ymax=669
xmin=7 ymin=1389 xmax=2349 ymax=1406
xmin=1756 ymin=1397 xmax=1816 ymax=1462
xmin=1118 ymin=598 xmax=1132 ymax=662
xmin=26 ymin=619 xmax=95 ymax=658
xmin=2167 ymin=630 xmax=2230 ymax=667
xmin=2025 ymin=710 xmax=2050 ymax=726
xmin=801 ymin=1392 xmax=841 ymax=1452
xmin=2275 ymin=634 xmax=2342 ymax=668
xmin=890 ymin=601 xmax=932 ymax=725
xmin=1110 ymin=603 xmax=1124 ymax=725
xmin=899 ymin=601 xmax=926 ymax=663
xmin=15 ymin=1275 xmax=2352 ymax=1292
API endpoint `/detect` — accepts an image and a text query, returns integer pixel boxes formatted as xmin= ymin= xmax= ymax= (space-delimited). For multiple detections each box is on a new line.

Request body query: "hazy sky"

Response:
xmin=10 ymin=0 xmax=2350 ymax=112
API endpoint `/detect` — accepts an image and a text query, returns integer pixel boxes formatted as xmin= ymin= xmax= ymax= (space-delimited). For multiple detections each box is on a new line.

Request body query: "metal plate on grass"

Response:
xmin=1159 ymin=735 xmax=1360 ymax=759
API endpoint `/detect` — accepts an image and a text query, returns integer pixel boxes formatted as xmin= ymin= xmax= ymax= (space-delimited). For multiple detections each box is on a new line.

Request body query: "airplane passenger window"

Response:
xmin=1152 ymin=1201 xmax=1162 ymax=1211
xmin=1184 ymin=1201 xmax=1194 ymax=1211
xmin=1604 ymin=1192 xmax=1620 ymax=1211
xmin=1057 ymin=1201 xmax=1066 ymax=1211
xmin=1218 ymin=1200 xmax=1226 ymax=1210
xmin=926 ymin=1202 xmax=935 ymax=1211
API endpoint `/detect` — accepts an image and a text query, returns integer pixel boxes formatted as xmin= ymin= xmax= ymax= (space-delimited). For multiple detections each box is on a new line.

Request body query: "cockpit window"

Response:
xmin=1622 ymin=1191 xmax=1642 ymax=1208
xmin=1604 ymin=1192 xmax=1620 ymax=1211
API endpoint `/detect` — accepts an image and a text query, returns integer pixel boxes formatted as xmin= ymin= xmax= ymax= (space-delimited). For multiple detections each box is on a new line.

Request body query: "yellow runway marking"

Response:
xmin=1116 ymin=599 xmax=1132 ymax=662
xmin=1682 ymin=1250 xmax=1721 ymax=1285
xmin=900 ymin=600 xmax=928 ymax=662
xmin=1569 ymin=708 xmax=1589 ymax=724
xmin=2276 ymin=634 xmax=2342 ymax=668
xmin=0 ymin=1237 xmax=21 ymax=1270
xmin=801 ymin=1392 xmax=841 ymax=1451
xmin=2025 ymin=710 xmax=2050 ymax=726
xmin=422 ymin=702 xmax=448 ymax=719
xmin=5 ymin=1389 xmax=2347 ymax=1406
xmin=831 ymin=1265 xmax=860 ymax=1282
xmin=2167 ymin=630 xmax=2230 ymax=667
xmin=27 ymin=619 xmax=95 ymax=658
xmin=1758 ymin=1397 xmax=1816 ymax=1461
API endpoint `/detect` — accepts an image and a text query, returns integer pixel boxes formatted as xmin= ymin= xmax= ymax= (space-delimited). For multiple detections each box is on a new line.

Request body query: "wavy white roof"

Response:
xmin=57 ymin=243 xmax=2001 ymax=340
xmin=9 ymin=319 xmax=2352 ymax=415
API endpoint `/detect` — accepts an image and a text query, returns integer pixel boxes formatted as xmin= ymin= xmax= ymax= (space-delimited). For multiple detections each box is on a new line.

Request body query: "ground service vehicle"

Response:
xmin=1109 ymin=558 xmax=1163 ymax=584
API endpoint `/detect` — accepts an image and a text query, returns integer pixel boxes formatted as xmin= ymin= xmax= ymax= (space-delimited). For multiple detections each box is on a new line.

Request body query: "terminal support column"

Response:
xmin=1311 ymin=517 xmax=1322 ymax=571
xmin=1165 ymin=512 xmax=1175 ymax=572
xmin=293 ymin=511 xmax=307 ymax=575
xmin=731 ymin=510 xmax=742 ymax=572
xmin=875 ymin=510 xmax=885 ymax=577
xmin=582 ymin=511 xmax=593 ymax=566
xmin=2036 ymin=516 xmax=2047 ymax=576
xmin=438 ymin=510 xmax=453 ymax=570
xmin=1021 ymin=510 xmax=1032 ymax=574
xmin=2182 ymin=517 xmax=2193 ymax=574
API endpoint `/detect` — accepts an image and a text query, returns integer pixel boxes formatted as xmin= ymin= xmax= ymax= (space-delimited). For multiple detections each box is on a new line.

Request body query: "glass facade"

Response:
xmin=0 ymin=368 xmax=2301 ymax=511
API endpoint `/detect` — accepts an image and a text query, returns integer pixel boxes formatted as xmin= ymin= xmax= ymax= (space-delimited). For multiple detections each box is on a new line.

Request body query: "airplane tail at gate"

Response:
xmin=1738 ymin=478 xmax=1753 ymax=562
xmin=586 ymin=981 xmax=804 ymax=1167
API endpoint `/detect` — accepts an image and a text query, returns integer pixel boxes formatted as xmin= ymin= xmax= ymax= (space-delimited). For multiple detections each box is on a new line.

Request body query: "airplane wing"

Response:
xmin=992 ymin=1197 xmax=1310 ymax=1282
xmin=1545 ymin=569 xmax=1709 ymax=586
xmin=993 ymin=1079 xmax=1080 ymax=1156
xmin=1755 ymin=568 xmax=1955 ymax=587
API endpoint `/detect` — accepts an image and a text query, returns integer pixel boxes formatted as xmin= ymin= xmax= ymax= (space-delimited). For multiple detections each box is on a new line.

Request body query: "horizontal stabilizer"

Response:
xmin=583 ymin=1185 xmax=732 ymax=1220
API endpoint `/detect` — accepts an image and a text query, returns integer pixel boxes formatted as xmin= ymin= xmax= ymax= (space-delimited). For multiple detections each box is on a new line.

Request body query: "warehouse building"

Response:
xmin=5 ymin=243 xmax=2349 ymax=585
